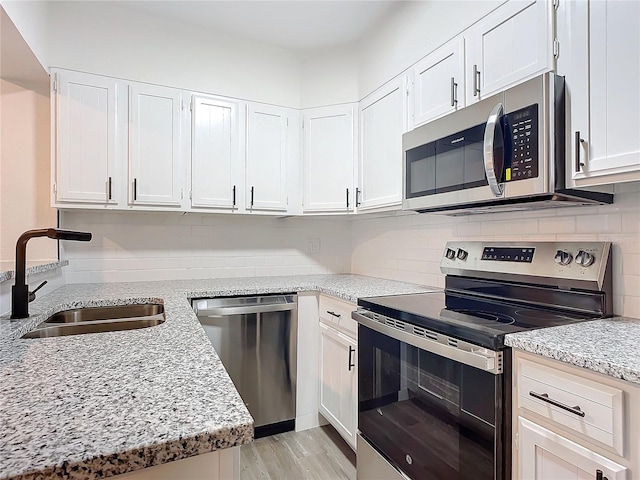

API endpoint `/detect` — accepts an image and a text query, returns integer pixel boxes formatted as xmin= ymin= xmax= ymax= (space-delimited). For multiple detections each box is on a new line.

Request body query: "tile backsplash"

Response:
xmin=351 ymin=184 xmax=640 ymax=318
xmin=60 ymin=183 xmax=640 ymax=318
xmin=60 ymin=210 xmax=352 ymax=284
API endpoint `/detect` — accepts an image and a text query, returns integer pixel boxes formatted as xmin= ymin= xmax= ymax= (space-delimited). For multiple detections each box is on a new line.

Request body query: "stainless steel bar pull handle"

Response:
xmin=348 ymin=345 xmax=355 ymax=371
xmin=483 ymin=103 xmax=505 ymax=197
xmin=346 ymin=188 xmax=349 ymax=209
xmin=355 ymin=188 xmax=361 ymax=207
xmin=108 ymin=177 xmax=112 ymax=200
xmin=232 ymin=185 xmax=236 ymax=207
xmin=450 ymin=77 xmax=458 ymax=107
xmin=473 ymin=65 xmax=481 ymax=97
xmin=529 ymin=391 xmax=586 ymax=417
xmin=133 ymin=178 xmax=137 ymax=201
xmin=327 ymin=310 xmax=341 ymax=318
xmin=575 ymin=131 xmax=585 ymax=172
xmin=250 ymin=186 xmax=254 ymax=207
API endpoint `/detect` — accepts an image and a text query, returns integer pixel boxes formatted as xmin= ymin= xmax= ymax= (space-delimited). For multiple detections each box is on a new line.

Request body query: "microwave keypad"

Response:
xmin=507 ymin=104 xmax=538 ymax=182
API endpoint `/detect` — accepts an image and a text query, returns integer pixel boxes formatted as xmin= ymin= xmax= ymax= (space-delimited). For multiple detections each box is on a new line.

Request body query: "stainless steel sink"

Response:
xmin=21 ymin=303 xmax=165 ymax=339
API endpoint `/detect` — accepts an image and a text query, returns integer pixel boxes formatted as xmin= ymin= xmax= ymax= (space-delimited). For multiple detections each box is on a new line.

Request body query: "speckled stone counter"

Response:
xmin=0 ymin=274 xmax=433 ymax=479
xmin=505 ymin=316 xmax=640 ymax=385
xmin=0 ymin=260 xmax=69 ymax=283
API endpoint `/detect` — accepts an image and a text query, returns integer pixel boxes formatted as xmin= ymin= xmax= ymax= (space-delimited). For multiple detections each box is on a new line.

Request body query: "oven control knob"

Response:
xmin=554 ymin=250 xmax=573 ymax=266
xmin=456 ymin=248 xmax=468 ymax=260
xmin=575 ymin=250 xmax=595 ymax=267
xmin=445 ymin=248 xmax=456 ymax=259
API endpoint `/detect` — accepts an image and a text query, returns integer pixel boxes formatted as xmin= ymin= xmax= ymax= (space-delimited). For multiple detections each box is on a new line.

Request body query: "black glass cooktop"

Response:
xmin=357 ymin=291 xmax=603 ymax=350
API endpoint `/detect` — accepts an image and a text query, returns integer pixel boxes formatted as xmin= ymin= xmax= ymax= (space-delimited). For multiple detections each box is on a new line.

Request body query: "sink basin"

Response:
xmin=21 ymin=303 xmax=165 ymax=339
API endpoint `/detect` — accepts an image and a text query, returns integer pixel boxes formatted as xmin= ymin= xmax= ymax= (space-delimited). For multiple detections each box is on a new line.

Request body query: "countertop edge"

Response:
xmin=0 ymin=260 xmax=69 ymax=283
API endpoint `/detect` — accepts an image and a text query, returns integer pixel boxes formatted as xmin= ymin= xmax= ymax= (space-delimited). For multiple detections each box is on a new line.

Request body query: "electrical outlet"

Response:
xmin=305 ymin=238 xmax=321 ymax=254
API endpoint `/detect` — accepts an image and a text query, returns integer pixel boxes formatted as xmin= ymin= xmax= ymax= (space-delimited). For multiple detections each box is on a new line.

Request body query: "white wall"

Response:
xmin=60 ymin=210 xmax=351 ymax=284
xmin=356 ymin=0 xmax=502 ymax=98
xmin=299 ymin=45 xmax=359 ymax=109
xmin=0 ymin=0 xmax=49 ymax=71
xmin=351 ymin=184 xmax=640 ymax=318
xmin=46 ymin=1 xmax=302 ymax=107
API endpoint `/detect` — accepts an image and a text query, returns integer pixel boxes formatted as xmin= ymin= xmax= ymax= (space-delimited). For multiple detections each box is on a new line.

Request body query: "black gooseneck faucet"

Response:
xmin=11 ymin=228 xmax=92 ymax=319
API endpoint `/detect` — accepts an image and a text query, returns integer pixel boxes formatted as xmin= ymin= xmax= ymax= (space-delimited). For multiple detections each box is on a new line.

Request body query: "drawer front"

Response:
xmin=517 ymin=358 xmax=624 ymax=456
xmin=319 ymin=295 xmax=357 ymax=337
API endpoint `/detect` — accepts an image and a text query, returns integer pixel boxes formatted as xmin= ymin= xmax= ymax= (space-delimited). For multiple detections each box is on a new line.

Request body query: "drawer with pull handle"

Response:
xmin=517 ymin=358 xmax=624 ymax=456
xmin=319 ymin=294 xmax=357 ymax=337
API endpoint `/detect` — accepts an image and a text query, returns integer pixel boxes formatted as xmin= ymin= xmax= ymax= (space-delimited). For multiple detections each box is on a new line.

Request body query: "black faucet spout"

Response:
xmin=11 ymin=228 xmax=92 ymax=319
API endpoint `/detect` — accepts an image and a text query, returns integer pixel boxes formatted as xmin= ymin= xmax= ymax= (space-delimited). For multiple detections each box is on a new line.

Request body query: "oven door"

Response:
xmin=355 ymin=315 xmax=506 ymax=480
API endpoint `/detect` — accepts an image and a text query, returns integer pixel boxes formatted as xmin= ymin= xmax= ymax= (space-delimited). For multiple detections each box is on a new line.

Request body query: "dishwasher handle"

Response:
xmin=196 ymin=303 xmax=295 ymax=316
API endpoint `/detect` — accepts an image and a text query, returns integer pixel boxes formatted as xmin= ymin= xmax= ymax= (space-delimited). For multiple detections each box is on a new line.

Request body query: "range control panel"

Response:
xmin=440 ymin=241 xmax=611 ymax=290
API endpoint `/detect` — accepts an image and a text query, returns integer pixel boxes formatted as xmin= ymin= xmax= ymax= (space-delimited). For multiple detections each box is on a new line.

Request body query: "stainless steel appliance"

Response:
xmin=402 ymin=73 xmax=613 ymax=215
xmin=353 ymin=241 xmax=612 ymax=480
xmin=193 ymin=295 xmax=297 ymax=437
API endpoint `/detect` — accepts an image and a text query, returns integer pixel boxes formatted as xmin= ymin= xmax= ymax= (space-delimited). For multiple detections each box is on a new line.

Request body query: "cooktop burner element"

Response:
xmin=357 ymin=241 xmax=612 ymax=350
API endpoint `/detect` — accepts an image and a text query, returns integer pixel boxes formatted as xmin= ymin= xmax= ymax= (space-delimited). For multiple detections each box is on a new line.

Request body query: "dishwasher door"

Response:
xmin=193 ymin=295 xmax=297 ymax=436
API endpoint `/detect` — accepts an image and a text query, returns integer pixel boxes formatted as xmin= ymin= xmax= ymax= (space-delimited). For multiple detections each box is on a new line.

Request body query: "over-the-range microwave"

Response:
xmin=402 ymin=73 xmax=613 ymax=215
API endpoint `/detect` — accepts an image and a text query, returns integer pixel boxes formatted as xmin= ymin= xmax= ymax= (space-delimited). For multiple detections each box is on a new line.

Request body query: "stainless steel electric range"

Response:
xmin=353 ymin=241 xmax=612 ymax=480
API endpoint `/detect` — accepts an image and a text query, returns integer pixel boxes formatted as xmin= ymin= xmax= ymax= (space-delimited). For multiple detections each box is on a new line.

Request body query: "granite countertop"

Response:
xmin=505 ymin=316 xmax=640 ymax=385
xmin=0 ymin=274 xmax=433 ymax=480
xmin=0 ymin=260 xmax=69 ymax=283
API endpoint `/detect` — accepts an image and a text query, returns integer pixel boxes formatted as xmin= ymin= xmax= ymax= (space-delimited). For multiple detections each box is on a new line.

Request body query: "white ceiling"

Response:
xmin=119 ymin=1 xmax=403 ymax=51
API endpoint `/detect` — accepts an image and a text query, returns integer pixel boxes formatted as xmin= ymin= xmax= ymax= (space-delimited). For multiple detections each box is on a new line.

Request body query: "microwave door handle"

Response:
xmin=483 ymin=103 xmax=505 ymax=197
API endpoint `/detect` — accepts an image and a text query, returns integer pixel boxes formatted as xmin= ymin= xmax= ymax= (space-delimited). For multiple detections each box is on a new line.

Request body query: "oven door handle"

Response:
xmin=353 ymin=311 xmax=503 ymax=375
xmin=483 ymin=102 xmax=505 ymax=197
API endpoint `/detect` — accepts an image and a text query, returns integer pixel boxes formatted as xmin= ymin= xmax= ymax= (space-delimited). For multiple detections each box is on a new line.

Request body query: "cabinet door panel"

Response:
xmin=191 ymin=95 xmax=240 ymax=209
xmin=129 ymin=84 xmax=183 ymax=206
xmin=571 ymin=0 xmax=640 ymax=181
xmin=469 ymin=0 xmax=552 ymax=102
xmin=359 ymin=76 xmax=408 ymax=211
xmin=246 ymin=104 xmax=288 ymax=211
xmin=518 ymin=418 xmax=627 ymax=480
xmin=413 ymin=37 xmax=465 ymax=126
xmin=319 ymin=323 xmax=357 ymax=448
xmin=303 ymin=105 xmax=355 ymax=212
xmin=54 ymin=70 xmax=117 ymax=203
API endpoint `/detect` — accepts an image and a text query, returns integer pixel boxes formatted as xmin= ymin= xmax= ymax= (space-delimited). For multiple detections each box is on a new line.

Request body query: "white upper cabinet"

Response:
xmin=52 ymin=69 xmax=119 ymax=205
xmin=467 ymin=0 xmax=554 ymax=103
xmin=245 ymin=103 xmax=290 ymax=212
xmin=564 ymin=0 xmax=640 ymax=186
xmin=411 ymin=37 xmax=465 ymax=128
xmin=190 ymin=94 xmax=241 ymax=210
xmin=358 ymin=76 xmax=409 ymax=211
xmin=302 ymin=104 xmax=356 ymax=213
xmin=128 ymin=82 xmax=185 ymax=207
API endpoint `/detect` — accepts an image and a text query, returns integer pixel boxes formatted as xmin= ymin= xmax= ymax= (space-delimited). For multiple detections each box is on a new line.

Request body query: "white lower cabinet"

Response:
xmin=319 ymin=320 xmax=357 ymax=449
xmin=513 ymin=350 xmax=639 ymax=480
xmin=518 ymin=418 xmax=627 ymax=480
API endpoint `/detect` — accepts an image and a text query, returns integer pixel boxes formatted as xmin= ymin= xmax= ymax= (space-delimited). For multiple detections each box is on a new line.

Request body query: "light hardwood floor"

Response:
xmin=241 ymin=426 xmax=356 ymax=480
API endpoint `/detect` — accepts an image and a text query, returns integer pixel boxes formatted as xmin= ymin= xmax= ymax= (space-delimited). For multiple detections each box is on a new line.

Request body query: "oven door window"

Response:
xmin=358 ymin=324 xmax=501 ymax=480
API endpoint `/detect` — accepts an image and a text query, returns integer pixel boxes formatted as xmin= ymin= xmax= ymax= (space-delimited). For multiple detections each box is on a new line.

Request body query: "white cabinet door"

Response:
xmin=568 ymin=0 xmax=640 ymax=184
xmin=358 ymin=76 xmax=409 ymax=211
xmin=246 ymin=103 xmax=289 ymax=211
xmin=190 ymin=94 xmax=241 ymax=210
xmin=129 ymin=83 xmax=185 ymax=207
xmin=319 ymin=322 xmax=357 ymax=449
xmin=412 ymin=36 xmax=465 ymax=127
xmin=518 ymin=418 xmax=627 ymax=480
xmin=53 ymin=69 xmax=118 ymax=205
xmin=467 ymin=0 xmax=553 ymax=103
xmin=303 ymin=104 xmax=356 ymax=213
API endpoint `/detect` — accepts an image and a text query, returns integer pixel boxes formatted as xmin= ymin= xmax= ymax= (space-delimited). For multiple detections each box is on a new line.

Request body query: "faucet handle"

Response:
xmin=28 ymin=280 xmax=48 ymax=302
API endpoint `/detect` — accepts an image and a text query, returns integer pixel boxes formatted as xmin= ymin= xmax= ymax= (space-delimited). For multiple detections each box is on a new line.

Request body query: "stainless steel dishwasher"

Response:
xmin=192 ymin=294 xmax=297 ymax=437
